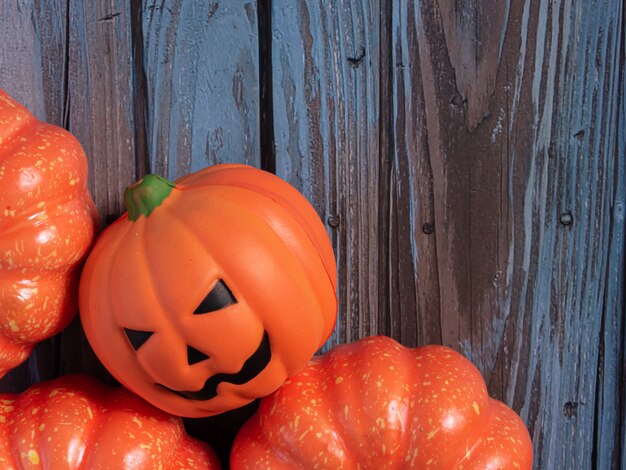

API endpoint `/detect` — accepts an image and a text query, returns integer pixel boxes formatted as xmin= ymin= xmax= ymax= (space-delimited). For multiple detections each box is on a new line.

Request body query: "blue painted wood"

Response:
xmin=507 ymin=2 xmax=623 ymax=467
xmin=598 ymin=92 xmax=625 ymax=468
xmin=271 ymin=0 xmax=625 ymax=468
xmin=51 ymin=0 xmax=139 ymax=382
xmin=401 ymin=1 xmax=624 ymax=467
xmin=594 ymin=8 xmax=625 ymax=469
xmin=0 ymin=0 xmax=51 ymax=118
xmin=142 ymin=0 xmax=260 ymax=179
xmin=271 ymin=0 xmax=382 ymax=351
xmin=66 ymin=0 xmax=139 ymax=220
xmin=396 ymin=1 xmax=625 ymax=468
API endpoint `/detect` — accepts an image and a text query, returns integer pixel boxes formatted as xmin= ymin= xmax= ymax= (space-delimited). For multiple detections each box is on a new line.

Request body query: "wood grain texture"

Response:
xmin=66 ymin=0 xmax=139 ymax=221
xmin=271 ymin=0 xmax=625 ymax=468
xmin=392 ymin=1 xmax=625 ymax=468
xmin=492 ymin=2 xmax=623 ymax=467
xmin=271 ymin=0 xmax=382 ymax=350
xmin=52 ymin=0 xmax=139 ymax=382
xmin=594 ymin=6 xmax=625 ymax=467
xmin=142 ymin=0 xmax=260 ymax=178
xmin=0 ymin=0 xmax=49 ymax=117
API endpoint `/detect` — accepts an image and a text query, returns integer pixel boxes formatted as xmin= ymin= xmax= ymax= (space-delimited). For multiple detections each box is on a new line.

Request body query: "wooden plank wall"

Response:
xmin=1 ymin=1 xmax=624 ymax=468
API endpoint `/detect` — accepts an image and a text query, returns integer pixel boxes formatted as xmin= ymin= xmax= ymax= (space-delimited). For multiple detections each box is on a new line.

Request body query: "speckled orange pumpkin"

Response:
xmin=231 ymin=336 xmax=533 ymax=469
xmin=0 ymin=374 xmax=220 ymax=469
xmin=79 ymin=164 xmax=337 ymax=417
xmin=0 ymin=90 xmax=98 ymax=377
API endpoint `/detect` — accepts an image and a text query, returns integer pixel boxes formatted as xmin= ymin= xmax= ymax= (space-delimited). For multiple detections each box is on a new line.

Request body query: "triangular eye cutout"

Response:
xmin=187 ymin=345 xmax=210 ymax=366
xmin=194 ymin=279 xmax=237 ymax=314
xmin=124 ymin=328 xmax=153 ymax=351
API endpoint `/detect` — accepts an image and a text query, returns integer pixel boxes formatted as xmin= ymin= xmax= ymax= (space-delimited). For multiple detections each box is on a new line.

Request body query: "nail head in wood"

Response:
xmin=327 ymin=215 xmax=340 ymax=228
xmin=559 ymin=212 xmax=573 ymax=226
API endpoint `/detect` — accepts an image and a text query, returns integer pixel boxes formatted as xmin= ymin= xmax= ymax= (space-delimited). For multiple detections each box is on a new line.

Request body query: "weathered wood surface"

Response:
xmin=0 ymin=1 xmax=624 ymax=468
xmin=271 ymin=1 xmax=625 ymax=469
xmin=272 ymin=0 xmax=384 ymax=349
xmin=143 ymin=0 xmax=260 ymax=177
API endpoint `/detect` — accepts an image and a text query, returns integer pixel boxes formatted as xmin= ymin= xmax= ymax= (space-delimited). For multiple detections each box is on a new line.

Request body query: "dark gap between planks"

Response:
xmin=257 ymin=0 xmax=276 ymax=174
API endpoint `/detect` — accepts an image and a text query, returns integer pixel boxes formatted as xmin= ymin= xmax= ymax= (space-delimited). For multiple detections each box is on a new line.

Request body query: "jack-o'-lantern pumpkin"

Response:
xmin=79 ymin=164 xmax=337 ymax=418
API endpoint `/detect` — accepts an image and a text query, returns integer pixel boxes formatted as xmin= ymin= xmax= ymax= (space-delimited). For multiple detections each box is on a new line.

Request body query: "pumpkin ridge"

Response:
xmin=0 ymin=203 xmax=97 ymax=271
xmin=0 ymin=192 xmax=90 ymax=233
xmin=169 ymin=432 xmax=203 ymax=470
xmin=65 ymin=378 xmax=105 ymax=468
xmin=196 ymin=179 xmax=337 ymax=294
xmin=1 ymin=123 xmax=90 ymax=201
xmin=183 ymin=183 xmax=337 ymax=343
xmin=102 ymin=217 xmax=154 ymax=342
xmin=326 ymin=337 xmax=413 ymax=466
xmin=0 ymin=120 xmax=39 ymax=165
xmin=161 ymin=186 xmax=330 ymax=333
xmin=396 ymin=338 xmax=423 ymax=464
xmin=156 ymin=194 xmax=319 ymax=375
xmin=0 ymin=335 xmax=30 ymax=375
xmin=109 ymin=215 xmax=175 ymax=338
xmin=138 ymin=212 xmax=171 ymax=321
xmin=448 ymin=400 xmax=497 ymax=469
xmin=318 ymin=356 xmax=365 ymax=466
xmin=264 ymin=366 xmax=330 ymax=466
xmin=411 ymin=344 xmax=493 ymax=468
xmin=1 ymin=394 xmax=24 ymax=467
xmin=156 ymin=201 xmax=237 ymax=323
xmin=173 ymin=164 xmax=336 ymax=288
xmin=0 ymin=101 xmax=36 ymax=158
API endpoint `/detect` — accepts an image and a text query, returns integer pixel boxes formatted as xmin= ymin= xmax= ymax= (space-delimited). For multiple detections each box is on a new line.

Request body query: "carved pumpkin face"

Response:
xmin=79 ymin=164 xmax=337 ymax=418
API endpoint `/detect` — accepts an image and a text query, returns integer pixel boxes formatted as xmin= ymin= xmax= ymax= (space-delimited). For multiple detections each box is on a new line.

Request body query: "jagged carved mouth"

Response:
xmin=158 ymin=331 xmax=271 ymax=401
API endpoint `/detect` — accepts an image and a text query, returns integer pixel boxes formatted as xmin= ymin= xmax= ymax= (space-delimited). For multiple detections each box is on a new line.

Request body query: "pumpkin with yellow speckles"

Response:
xmin=0 ymin=90 xmax=98 ymax=377
xmin=231 ymin=336 xmax=533 ymax=469
xmin=0 ymin=374 xmax=221 ymax=469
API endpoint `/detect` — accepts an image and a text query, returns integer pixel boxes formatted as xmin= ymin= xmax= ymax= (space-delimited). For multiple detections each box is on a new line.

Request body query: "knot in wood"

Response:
xmin=563 ymin=401 xmax=578 ymax=417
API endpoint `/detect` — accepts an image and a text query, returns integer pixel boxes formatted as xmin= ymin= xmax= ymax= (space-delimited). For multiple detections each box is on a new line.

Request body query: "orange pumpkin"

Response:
xmin=0 ymin=90 xmax=98 ymax=377
xmin=231 ymin=336 xmax=533 ymax=469
xmin=79 ymin=164 xmax=337 ymax=417
xmin=0 ymin=374 xmax=220 ymax=469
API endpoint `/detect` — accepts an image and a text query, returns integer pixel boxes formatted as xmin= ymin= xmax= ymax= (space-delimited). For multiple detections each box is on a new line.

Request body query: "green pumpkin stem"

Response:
xmin=124 ymin=174 xmax=175 ymax=221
